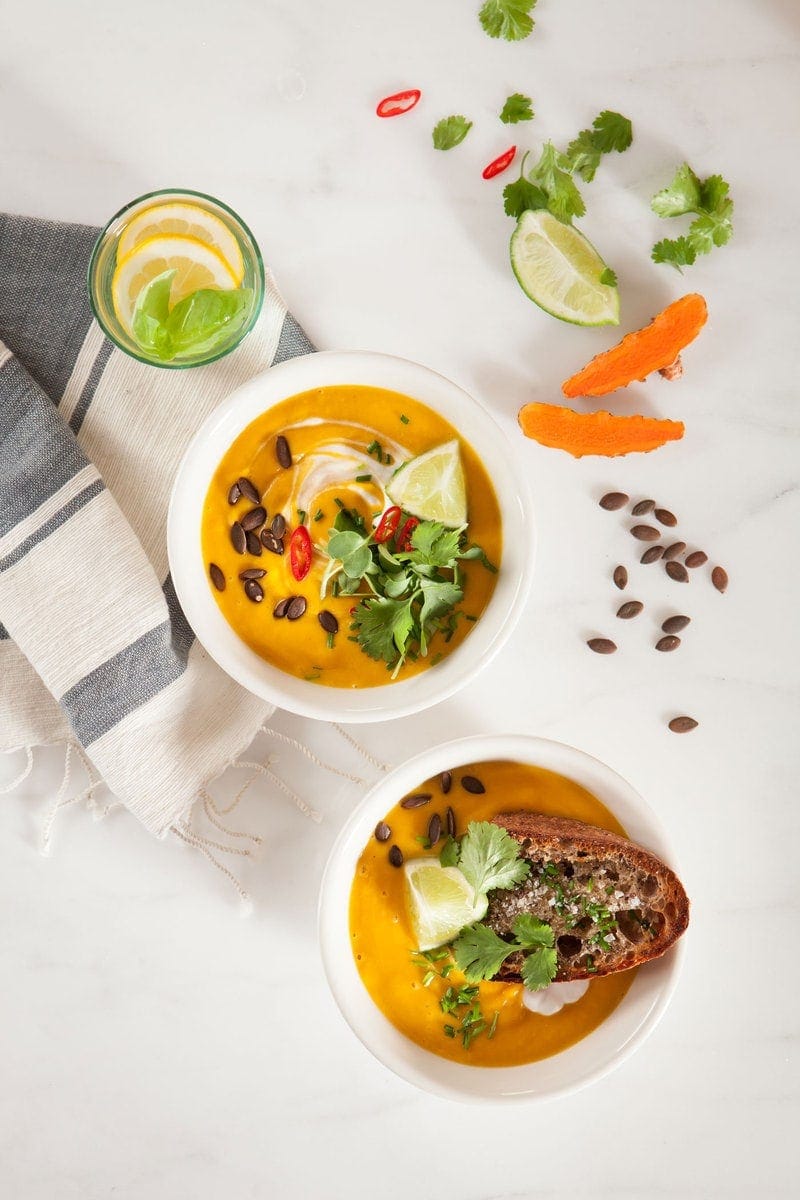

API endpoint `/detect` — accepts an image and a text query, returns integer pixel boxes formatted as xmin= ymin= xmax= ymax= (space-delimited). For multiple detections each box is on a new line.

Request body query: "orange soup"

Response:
xmin=201 ymin=385 xmax=501 ymax=687
xmin=349 ymin=760 xmax=637 ymax=1067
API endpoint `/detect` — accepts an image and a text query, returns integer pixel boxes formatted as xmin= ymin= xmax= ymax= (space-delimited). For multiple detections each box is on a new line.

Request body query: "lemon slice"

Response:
xmin=510 ymin=209 xmax=620 ymax=326
xmin=112 ymin=235 xmax=238 ymax=332
xmin=118 ymin=202 xmax=244 ymax=283
xmin=404 ymin=859 xmax=487 ymax=952
xmin=386 ymin=440 xmax=467 ymax=528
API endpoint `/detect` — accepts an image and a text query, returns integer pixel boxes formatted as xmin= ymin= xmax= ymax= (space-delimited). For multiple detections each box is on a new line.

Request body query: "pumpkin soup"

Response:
xmin=201 ymin=385 xmax=501 ymax=687
xmin=349 ymin=760 xmax=637 ymax=1068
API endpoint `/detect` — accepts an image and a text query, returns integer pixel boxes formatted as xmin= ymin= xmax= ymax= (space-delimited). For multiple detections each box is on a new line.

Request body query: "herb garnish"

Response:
xmin=432 ymin=115 xmax=473 ymax=150
xmin=452 ymin=914 xmax=557 ymax=990
xmin=651 ymin=162 xmax=734 ymax=269
xmin=500 ymin=92 xmax=534 ymax=125
xmin=412 ymin=950 xmax=499 ymax=1048
xmin=322 ymin=509 xmax=495 ymax=676
xmin=503 ymin=111 xmax=633 ymax=223
xmin=479 ymin=0 xmax=537 ymax=42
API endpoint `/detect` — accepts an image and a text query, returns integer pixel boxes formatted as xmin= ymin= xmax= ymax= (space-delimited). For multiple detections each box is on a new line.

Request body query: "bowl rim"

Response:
xmin=318 ymin=733 xmax=687 ymax=1104
xmin=167 ymin=350 xmax=535 ymax=722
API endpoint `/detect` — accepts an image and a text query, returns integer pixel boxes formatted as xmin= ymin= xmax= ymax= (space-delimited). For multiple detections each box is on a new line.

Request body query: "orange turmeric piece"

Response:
xmin=562 ymin=293 xmax=708 ymax=398
xmin=518 ymin=403 xmax=684 ymax=458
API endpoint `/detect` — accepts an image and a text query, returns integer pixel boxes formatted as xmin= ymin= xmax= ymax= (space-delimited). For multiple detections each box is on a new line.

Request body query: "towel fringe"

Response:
xmin=332 ymin=723 xmax=391 ymax=773
xmin=0 ymin=745 xmax=35 ymax=794
xmin=171 ymin=823 xmax=253 ymax=914
xmin=258 ymin=725 xmax=368 ymax=785
xmin=233 ymin=757 xmax=323 ymax=824
xmin=40 ymin=742 xmax=74 ymax=855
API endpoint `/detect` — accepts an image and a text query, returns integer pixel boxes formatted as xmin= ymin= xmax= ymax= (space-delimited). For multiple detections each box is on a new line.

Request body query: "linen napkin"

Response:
xmin=0 ymin=212 xmax=315 ymax=838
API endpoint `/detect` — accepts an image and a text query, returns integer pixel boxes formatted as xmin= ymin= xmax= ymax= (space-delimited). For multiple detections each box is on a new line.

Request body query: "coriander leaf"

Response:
xmin=699 ymin=173 xmax=730 ymax=214
xmin=459 ymin=543 xmax=498 ymax=573
xmin=500 ymin=92 xmax=534 ymax=125
xmin=353 ymin=596 xmax=414 ymax=664
xmin=530 ymin=142 xmax=586 ymax=222
xmin=452 ymin=922 xmax=515 ymax=982
xmin=563 ymin=128 xmax=602 ymax=183
xmin=650 ymin=163 xmax=733 ymax=268
xmin=418 ymin=578 xmax=463 ymax=654
xmin=565 ymin=111 xmax=633 ymax=182
xmin=599 ymin=266 xmax=617 ymax=287
xmin=439 ymin=837 xmax=460 ymax=868
xmin=651 ymin=235 xmax=697 ymax=270
xmin=432 ymin=115 xmax=473 ymax=151
xmin=479 ymin=0 xmax=537 ymax=42
xmin=590 ymin=110 xmax=633 ymax=155
xmin=651 ymin=162 xmax=702 ymax=217
xmin=458 ymin=821 xmax=530 ymax=897
xmin=512 ymin=913 xmax=554 ymax=949
xmin=503 ymin=173 xmax=548 ymax=219
xmin=520 ymin=945 xmax=558 ymax=991
xmin=409 ymin=522 xmax=463 ymax=569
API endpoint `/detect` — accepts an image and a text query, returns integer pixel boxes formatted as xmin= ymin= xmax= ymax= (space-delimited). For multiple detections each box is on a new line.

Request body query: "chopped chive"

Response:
xmin=399 ymin=413 xmax=410 ymax=424
xmin=415 ymin=835 xmax=432 ymax=849
xmin=326 ymin=632 xmax=335 ymax=650
xmin=488 ymin=1011 xmax=499 ymax=1039
xmin=443 ymin=1024 xmax=456 ymax=1038
xmin=422 ymin=970 xmax=436 ymax=988
xmin=366 ymin=440 xmax=383 ymax=463
xmin=313 ymin=508 xmax=324 ymax=522
xmin=465 ymin=614 xmax=477 ymax=622
xmin=304 ymin=672 xmax=321 ymax=681
xmin=355 ymin=473 xmax=372 ymax=483
xmin=347 ymin=635 xmax=359 ymax=642
xmin=297 ymin=509 xmax=307 ymax=525
xmin=430 ymin=652 xmax=443 ymax=666
xmin=334 ymin=497 xmax=345 ymax=510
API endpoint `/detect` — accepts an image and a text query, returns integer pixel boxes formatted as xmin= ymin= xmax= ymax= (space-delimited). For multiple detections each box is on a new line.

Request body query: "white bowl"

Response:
xmin=318 ymin=734 xmax=687 ymax=1104
xmin=168 ymin=351 xmax=534 ymax=722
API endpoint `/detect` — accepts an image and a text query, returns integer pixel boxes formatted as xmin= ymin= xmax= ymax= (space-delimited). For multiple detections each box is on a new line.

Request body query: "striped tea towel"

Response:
xmin=0 ymin=211 xmax=315 ymax=838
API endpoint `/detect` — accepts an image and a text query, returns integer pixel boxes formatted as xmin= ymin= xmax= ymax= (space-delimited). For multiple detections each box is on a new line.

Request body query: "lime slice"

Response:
xmin=118 ymin=201 xmax=245 ymax=284
xmin=510 ymin=209 xmax=620 ymax=326
xmin=404 ymin=859 xmax=487 ymax=952
xmin=386 ymin=440 xmax=467 ymax=528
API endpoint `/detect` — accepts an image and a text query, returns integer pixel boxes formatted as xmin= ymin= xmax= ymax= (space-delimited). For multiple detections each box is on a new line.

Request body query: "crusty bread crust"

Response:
xmin=487 ymin=812 xmax=689 ymax=983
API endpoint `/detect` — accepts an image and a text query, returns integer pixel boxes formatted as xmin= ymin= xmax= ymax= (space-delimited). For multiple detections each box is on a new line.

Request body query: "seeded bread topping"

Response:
xmin=485 ymin=812 xmax=689 ymax=982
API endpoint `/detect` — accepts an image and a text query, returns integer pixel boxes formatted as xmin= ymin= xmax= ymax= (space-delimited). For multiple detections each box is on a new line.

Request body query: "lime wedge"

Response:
xmin=404 ymin=859 xmax=487 ymax=951
xmin=386 ymin=440 xmax=467 ymax=528
xmin=510 ymin=209 xmax=620 ymax=326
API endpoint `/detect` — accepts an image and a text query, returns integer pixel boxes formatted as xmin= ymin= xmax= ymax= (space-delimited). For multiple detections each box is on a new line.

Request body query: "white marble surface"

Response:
xmin=1 ymin=1 xmax=798 ymax=1195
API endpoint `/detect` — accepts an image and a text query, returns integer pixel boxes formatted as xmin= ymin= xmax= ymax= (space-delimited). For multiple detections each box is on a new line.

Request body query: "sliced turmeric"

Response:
xmin=562 ymin=293 xmax=707 ymax=398
xmin=518 ymin=403 xmax=684 ymax=458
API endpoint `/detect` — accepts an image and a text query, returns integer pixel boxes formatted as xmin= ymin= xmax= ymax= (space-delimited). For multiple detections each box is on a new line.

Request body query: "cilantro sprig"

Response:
xmin=432 ymin=115 xmax=473 ymax=150
xmin=650 ymin=162 xmax=734 ymax=269
xmin=453 ymin=914 xmax=557 ymax=990
xmin=479 ymin=0 xmax=538 ymax=42
xmin=457 ymin=820 xmax=530 ymax=896
xmin=499 ymin=92 xmax=534 ymax=125
xmin=323 ymin=508 xmax=495 ymax=675
xmin=503 ymin=110 xmax=633 ymax=224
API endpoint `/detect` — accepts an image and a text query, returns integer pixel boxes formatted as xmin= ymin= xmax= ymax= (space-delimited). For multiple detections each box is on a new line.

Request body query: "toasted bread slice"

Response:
xmin=486 ymin=812 xmax=689 ymax=983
